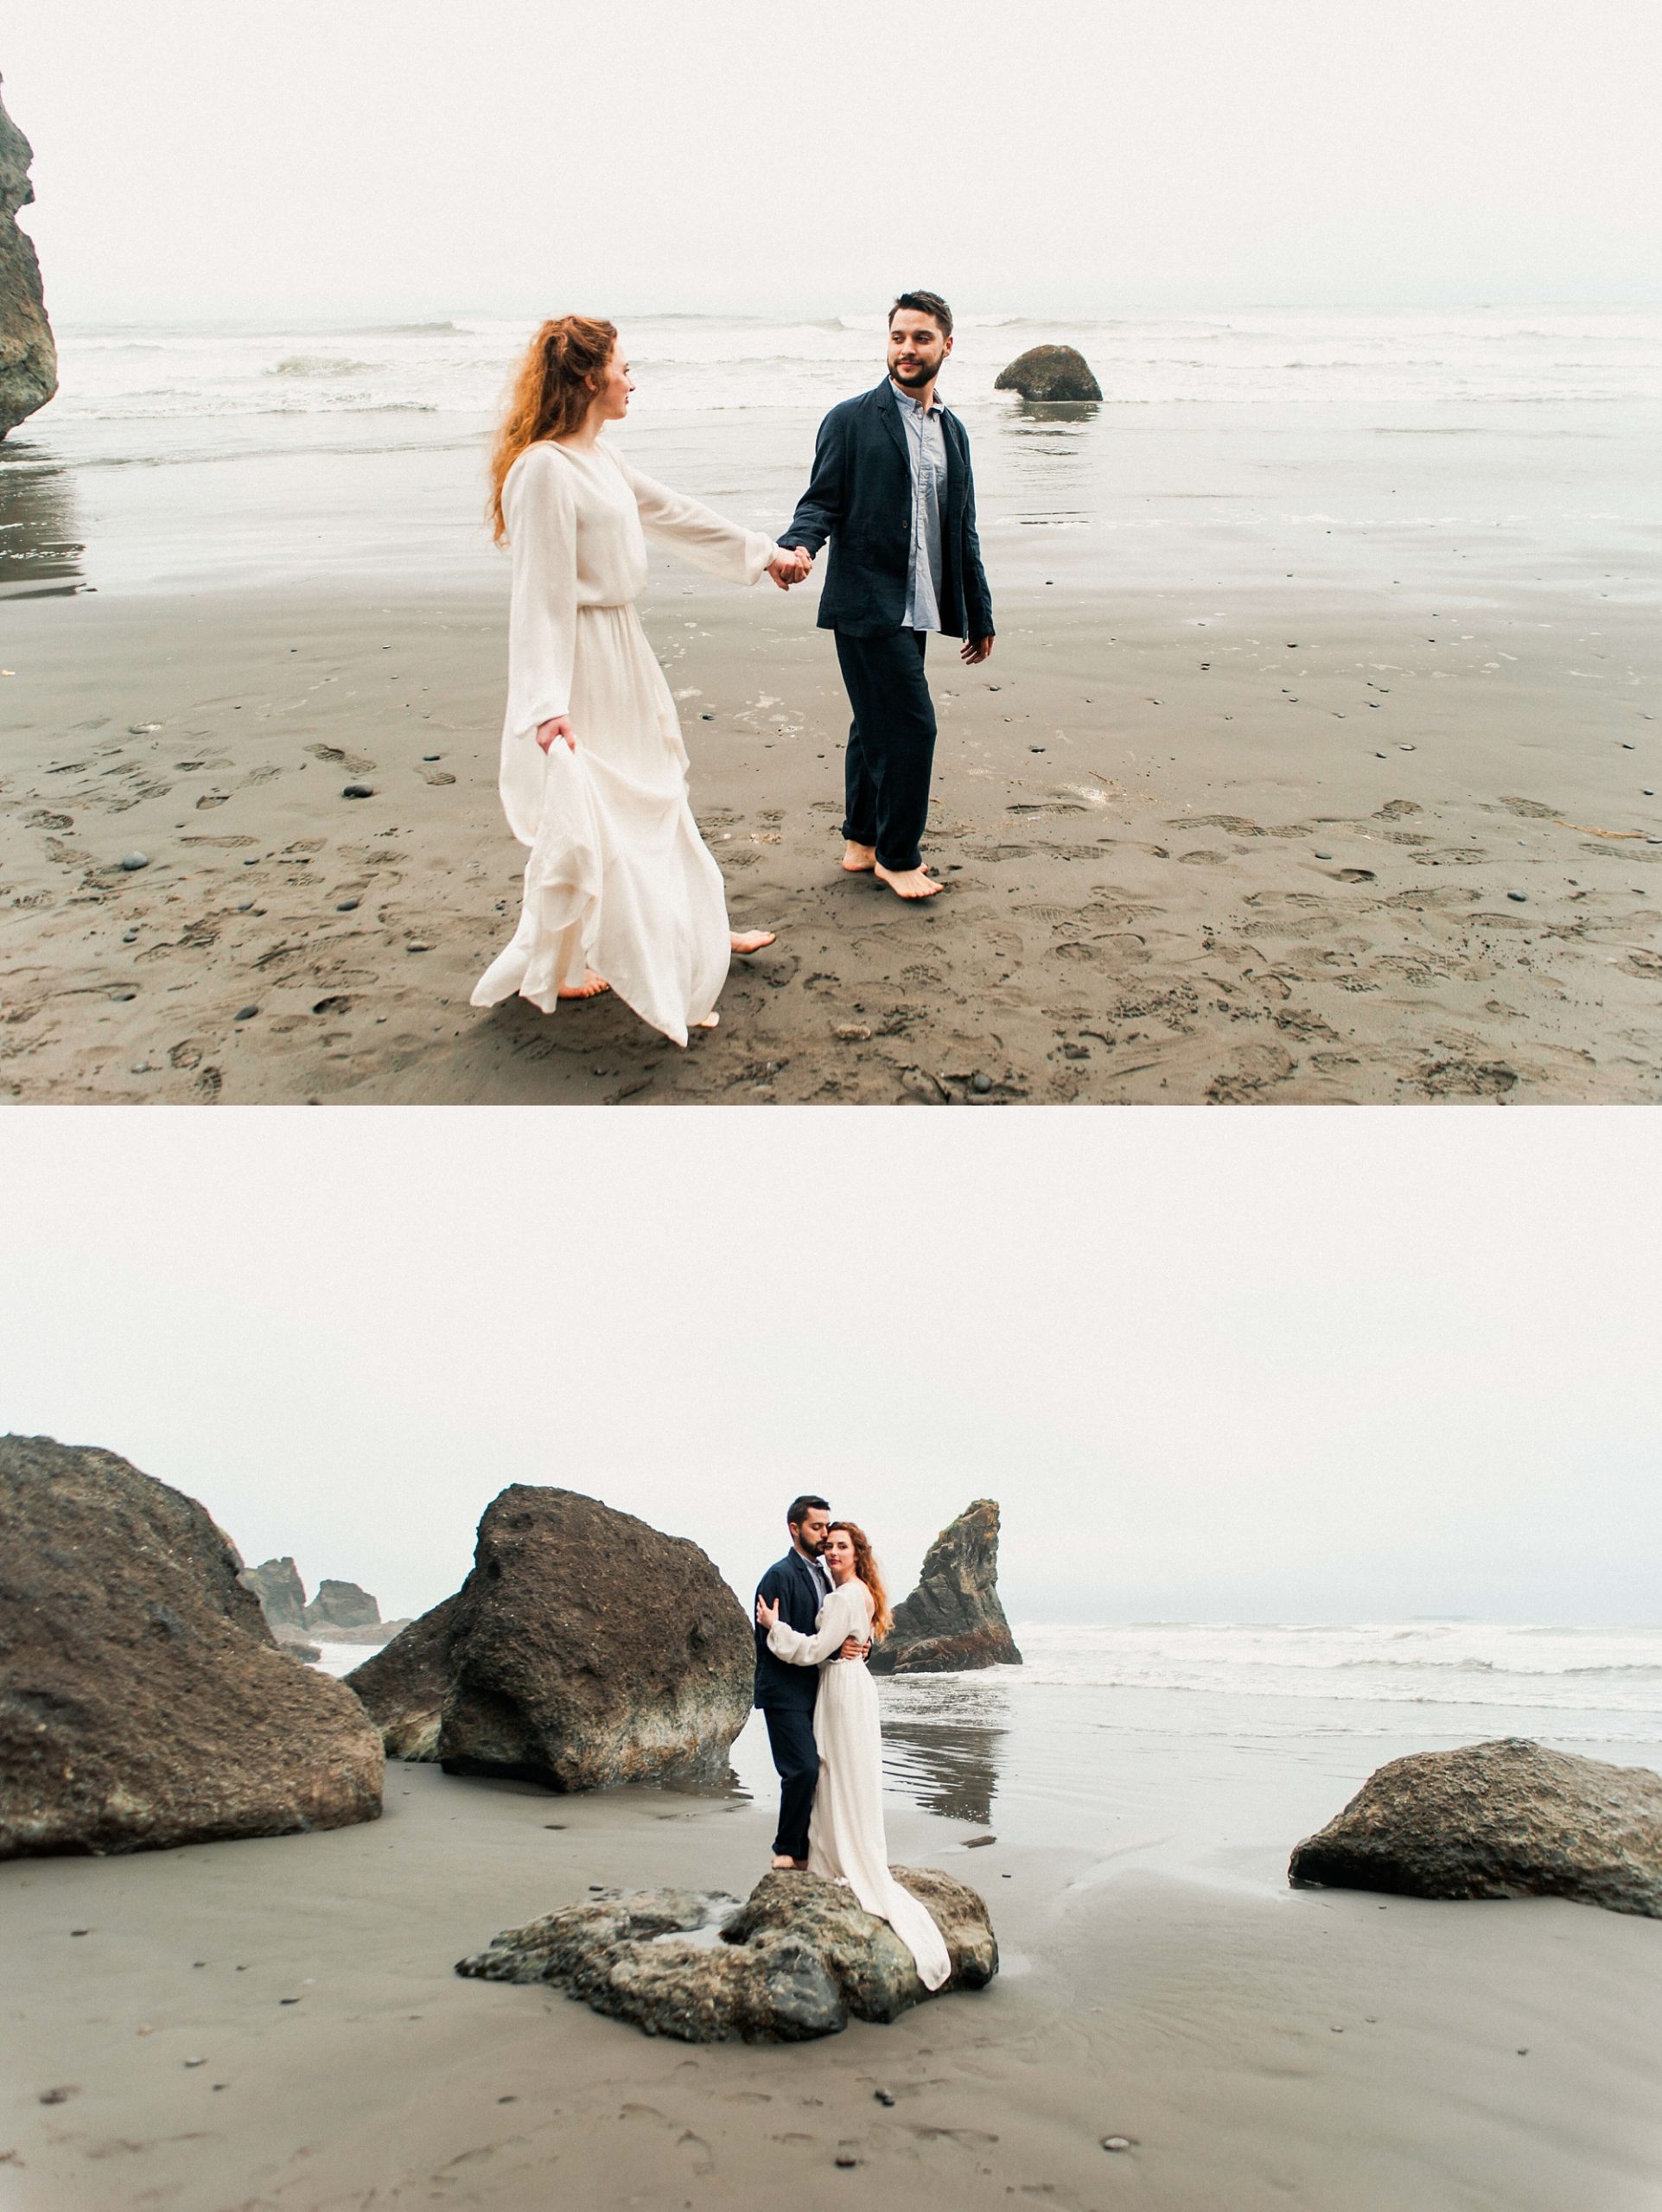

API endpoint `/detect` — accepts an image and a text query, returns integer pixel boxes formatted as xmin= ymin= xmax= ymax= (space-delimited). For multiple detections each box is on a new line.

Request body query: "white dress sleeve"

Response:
xmin=504 ymin=446 xmax=580 ymax=730
xmin=614 ymin=454 xmax=777 ymax=586
xmin=767 ymin=1581 xmax=869 ymax=1668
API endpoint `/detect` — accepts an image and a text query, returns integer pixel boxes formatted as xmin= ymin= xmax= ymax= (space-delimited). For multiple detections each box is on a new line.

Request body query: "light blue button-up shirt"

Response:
xmin=891 ymin=381 xmax=947 ymax=632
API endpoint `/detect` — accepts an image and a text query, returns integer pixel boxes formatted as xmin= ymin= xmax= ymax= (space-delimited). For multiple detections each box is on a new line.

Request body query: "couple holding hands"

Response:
xmin=471 ymin=290 xmax=996 ymax=1046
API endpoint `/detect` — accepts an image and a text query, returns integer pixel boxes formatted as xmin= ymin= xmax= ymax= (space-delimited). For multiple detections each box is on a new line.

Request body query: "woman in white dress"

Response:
xmin=756 ymin=1522 xmax=952 ymax=1992
xmin=471 ymin=315 xmax=809 ymax=1046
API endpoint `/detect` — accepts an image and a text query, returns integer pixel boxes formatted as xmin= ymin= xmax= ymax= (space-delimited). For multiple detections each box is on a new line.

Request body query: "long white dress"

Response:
xmin=470 ymin=437 xmax=779 ymax=1046
xmin=767 ymin=1580 xmax=952 ymax=1991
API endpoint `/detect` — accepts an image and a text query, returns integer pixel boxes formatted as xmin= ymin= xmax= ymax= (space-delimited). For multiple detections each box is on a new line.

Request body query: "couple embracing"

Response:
xmin=751 ymin=1494 xmax=951 ymax=1991
xmin=470 ymin=291 xmax=995 ymax=1046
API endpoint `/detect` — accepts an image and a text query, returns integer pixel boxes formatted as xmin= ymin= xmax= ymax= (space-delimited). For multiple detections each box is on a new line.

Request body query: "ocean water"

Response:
xmin=4 ymin=308 xmax=1659 ymax=601
xmin=317 ymin=1618 xmax=1662 ymax=1895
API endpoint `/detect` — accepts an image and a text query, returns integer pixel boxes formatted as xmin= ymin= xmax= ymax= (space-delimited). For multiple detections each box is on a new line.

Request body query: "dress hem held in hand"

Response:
xmin=470 ymin=436 xmax=778 ymax=1047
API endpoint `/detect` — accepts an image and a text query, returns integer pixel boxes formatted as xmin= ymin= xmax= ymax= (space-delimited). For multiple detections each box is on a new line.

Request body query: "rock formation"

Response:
xmin=457 ymin=1866 xmax=997 ymax=2041
xmin=1289 ymin=1738 xmax=1662 ymax=1919
xmin=347 ymin=1486 xmax=753 ymax=1789
xmin=239 ymin=1556 xmax=306 ymax=1629
xmin=0 ymin=1434 xmax=384 ymax=1857
xmin=869 ymin=1499 xmax=1021 ymax=1675
xmin=303 ymin=1579 xmax=379 ymax=1632
xmin=993 ymin=344 xmax=1102 ymax=403
xmin=0 ymin=79 xmax=57 ymax=438
xmin=344 ymin=1593 xmax=459 ymax=1758
xmin=271 ymin=1623 xmax=323 ymax=1665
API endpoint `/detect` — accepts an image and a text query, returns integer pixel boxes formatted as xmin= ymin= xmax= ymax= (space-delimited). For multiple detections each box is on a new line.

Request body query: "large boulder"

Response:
xmin=456 ymin=1866 xmax=997 ymax=2042
xmin=239 ymin=1556 xmax=307 ymax=1629
xmin=993 ymin=344 xmax=1101 ymax=403
xmin=345 ymin=1593 xmax=459 ymax=1758
xmin=1289 ymin=1738 xmax=1662 ymax=1919
xmin=0 ymin=79 xmax=57 ymax=439
xmin=347 ymin=1486 xmax=753 ymax=1789
xmin=0 ymin=1434 xmax=384 ymax=1857
xmin=304 ymin=1579 xmax=380 ymax=1632
xmin=869 ymin=1499 xmax=1022 ymax=1675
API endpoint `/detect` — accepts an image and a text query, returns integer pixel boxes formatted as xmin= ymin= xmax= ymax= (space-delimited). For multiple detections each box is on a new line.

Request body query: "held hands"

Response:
xmin=960 ymin=635 xmax=995 ymax=666
xmin=536 ymin=716 xmax=575 ymax=752
xmin=767 ymin=545 xmax=813 ymax=591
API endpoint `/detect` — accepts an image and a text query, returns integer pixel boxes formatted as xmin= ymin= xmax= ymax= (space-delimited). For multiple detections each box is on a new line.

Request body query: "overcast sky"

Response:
xmin=3 ymin=1110 xmax=1655 ymax=1626
xmin=6 ymin=0 xmax=1660 ymax=321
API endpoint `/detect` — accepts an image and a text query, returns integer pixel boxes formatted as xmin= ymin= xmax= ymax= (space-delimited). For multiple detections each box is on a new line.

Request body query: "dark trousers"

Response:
xmin=761 ymin=1704 xmax=818 ymax=1860
xmin=834 ymin=627 xmax=937 ymax=874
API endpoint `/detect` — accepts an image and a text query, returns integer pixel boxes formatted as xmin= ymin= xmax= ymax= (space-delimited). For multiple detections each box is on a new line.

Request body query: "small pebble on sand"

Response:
xmin=971 ymin=1072 xmax=992 ymax=1094
xmin=342 ymin=783 xmax=375 ymax=799
xmin=1101 ymin=2136 xmax=1131 ymax=2153
xmin=1507 ymin=891 xmax=1527 ymax=903
xmin=119 ymin=852 xmax=150 ymax=872
xmin=336 ymin=897 xmax=360 ymax=911
xmin=234 ymin=1005 xmax=258 ymax=1020
xmin=874 ymin=2089 xmax=895 ymax=2107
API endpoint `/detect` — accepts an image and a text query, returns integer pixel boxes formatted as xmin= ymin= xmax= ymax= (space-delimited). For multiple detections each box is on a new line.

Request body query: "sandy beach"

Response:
xmin=5 ymin=1754 xmax=1660 ymax=2212
xmin=3 ymin=570 xmax=1659 ymax=1104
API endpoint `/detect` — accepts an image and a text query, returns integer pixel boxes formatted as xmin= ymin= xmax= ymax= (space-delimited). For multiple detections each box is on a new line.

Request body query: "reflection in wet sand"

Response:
xmin=0 ymin=443 xmax=85 ymax=597
xmin=878 ymin=1675 xmax=1011 ymax=1825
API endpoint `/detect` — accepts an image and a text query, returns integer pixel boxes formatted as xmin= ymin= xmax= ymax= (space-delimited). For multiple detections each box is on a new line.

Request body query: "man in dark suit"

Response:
xmin=753 ymin=1492 xmax=864 ymax=1869
xmin=777 ymin=289 xmax=995 ymax=901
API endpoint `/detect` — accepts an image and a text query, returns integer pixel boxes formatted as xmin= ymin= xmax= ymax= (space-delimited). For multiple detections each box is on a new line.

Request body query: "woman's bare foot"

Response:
xmin=693 ymin=1012 xmax=720 ymax=1030
xmin=730 ymin=929 xmax=776 ymax=954
xmin=874 ymin=861 xmax=945 ymax=899
xmin=557 ymin=971 xmax=610 ymax=999
xmin=842 ymin=841 xmax=876 ymax=874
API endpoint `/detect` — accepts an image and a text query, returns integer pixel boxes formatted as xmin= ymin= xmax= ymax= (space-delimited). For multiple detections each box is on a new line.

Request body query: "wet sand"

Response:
xmin=4 ymin=1761 xmax=1659 ymax=2212
xmin=3 ymin=575 xmax=1659 ymax=1103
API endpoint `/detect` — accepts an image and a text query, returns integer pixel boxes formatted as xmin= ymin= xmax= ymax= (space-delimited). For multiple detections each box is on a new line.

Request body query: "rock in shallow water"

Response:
xmin=456 ymin=1866 xmax=997 ymax=2041
xmin=1289 ymin=1737 xmax=1662 ymax=1917
xmin=869 ymin=1498 xmax=1022 ymax=1675
xmin=0 ymin=1434 xmax=383 ymax=1857
xmin=993 ymin=345 xmax=1102 ymax=403
xmin=0 ymin=82 xmax=56 ymax=439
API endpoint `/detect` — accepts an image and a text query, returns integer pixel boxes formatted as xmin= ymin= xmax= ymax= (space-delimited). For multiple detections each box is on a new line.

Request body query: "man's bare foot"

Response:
xmin=730 ymin=929 xmax=776 ymax=954
xmin=557 ymin=971 xmax=610 ymax=999
xmin=875 ymin=861 xmax=945 ymax=899
xmin=770 ymin=1853 xmax=806 ymax=1872
xmin=842 ymin=841 xmax=876 ymax=874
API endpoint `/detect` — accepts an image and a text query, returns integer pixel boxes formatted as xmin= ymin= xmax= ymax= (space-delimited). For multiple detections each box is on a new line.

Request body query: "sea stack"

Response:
xmin=347 ymin=1485 xmax=754 ymax=1789
xmin=0 ymin=78 xmax=58 ymax=438
xmin=993 ymin=344 xmax=1101 ymax=403
xmin=239 ymin=1555 xmax=307 ymax=1629
xmin=869 ymin=1498 xmax=1022 ymax=1675
xmin=0 ymin=1434 xmax=384 ymax=1857
xmin=1289 ymin=1738 xmax=1662 ymax=1918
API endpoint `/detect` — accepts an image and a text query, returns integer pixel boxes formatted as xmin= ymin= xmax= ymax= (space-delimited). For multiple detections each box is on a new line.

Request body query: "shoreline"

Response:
xmin=4 ymin=1758 xmax=1659 ymax=2211
xmin=2 ymin=574 xmax=1658 ymax=1104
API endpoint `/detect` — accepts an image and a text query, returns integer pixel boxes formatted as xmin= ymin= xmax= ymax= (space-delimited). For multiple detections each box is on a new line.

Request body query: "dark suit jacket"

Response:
xmin=779 ymin=380 xmax=994 ymax=641
xmin=754 ymin=1549 xmax=833 ymax=1710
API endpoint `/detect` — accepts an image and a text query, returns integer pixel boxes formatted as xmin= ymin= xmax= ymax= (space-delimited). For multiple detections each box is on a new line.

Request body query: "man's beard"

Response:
xmin=889 ymin=357 xmax=936 ymax=387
